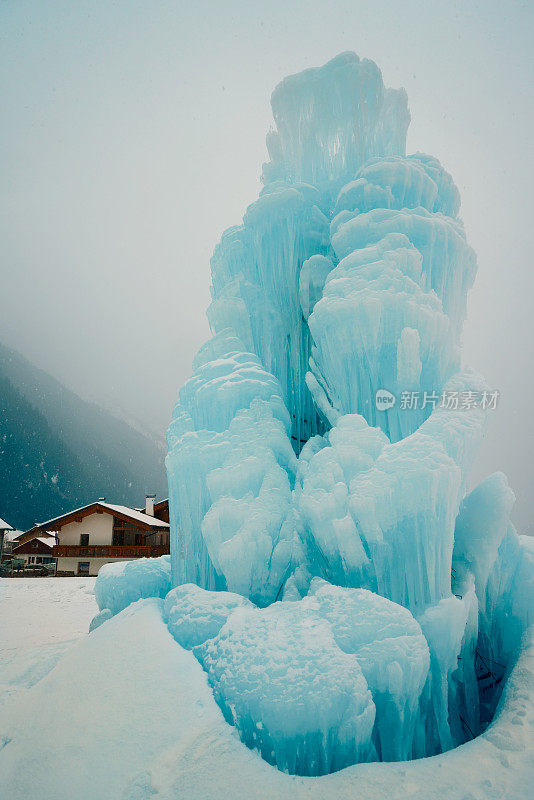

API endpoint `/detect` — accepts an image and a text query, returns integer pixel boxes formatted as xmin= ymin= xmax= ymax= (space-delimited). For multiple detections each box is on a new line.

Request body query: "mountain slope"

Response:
xmin=0 ymin=343 xmax=167 ymax=530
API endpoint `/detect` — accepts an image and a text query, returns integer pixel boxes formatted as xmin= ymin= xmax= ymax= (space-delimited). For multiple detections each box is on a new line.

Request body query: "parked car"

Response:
xmin=24 ymin=563 xmax=53 ymax=576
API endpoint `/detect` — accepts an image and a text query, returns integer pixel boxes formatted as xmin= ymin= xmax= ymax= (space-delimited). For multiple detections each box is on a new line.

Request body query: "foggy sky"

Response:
xmin=1 ymin=0 xmax=533 ymax=531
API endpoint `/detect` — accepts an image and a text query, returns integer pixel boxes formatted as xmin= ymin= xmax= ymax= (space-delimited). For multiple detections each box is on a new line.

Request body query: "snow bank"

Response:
xmin=1 ymin=598 xmax=531 ymax=800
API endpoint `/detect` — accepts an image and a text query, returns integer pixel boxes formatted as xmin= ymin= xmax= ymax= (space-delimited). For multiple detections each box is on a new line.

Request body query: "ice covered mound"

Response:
xmin=164 ymin=583 xmax=253 ymax=649
xmin=93 ymin=555 xmax=171 ymax=618
xmin=161 ymin=50 xmax=534 ymax=776
xmin=194 ymin=600 xmax=376 ymax=776
xmin=162 ymin=581 xmax=434 ymax=772
xmin=303 ymin=580 xmax=430 ymax=761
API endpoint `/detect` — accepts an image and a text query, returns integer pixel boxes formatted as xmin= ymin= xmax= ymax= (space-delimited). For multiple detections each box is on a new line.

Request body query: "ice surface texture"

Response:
xmin=303 ymin=580 xmax=430 ymax=762
xmin=163 ymin=581 xmax=431 ymax=773
xmin=164 ymin=51 xmax=534 ymax=772
xmin=164 ymin=583 xmax=253 ymax=649
xmin=93 ymin=555 xmax=171 ymax=618
xmin=196 ymin=599 xmax=376 ymax=776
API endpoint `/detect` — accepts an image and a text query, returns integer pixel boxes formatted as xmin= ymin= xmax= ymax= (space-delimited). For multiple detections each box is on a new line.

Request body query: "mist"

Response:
xmin=1 ymin=0 xmax=533 ymax=531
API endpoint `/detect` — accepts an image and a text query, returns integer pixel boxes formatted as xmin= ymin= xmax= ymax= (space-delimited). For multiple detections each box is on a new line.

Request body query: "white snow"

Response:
xmin=102 ymin=503 xmax=169 ymax=528
xmin=0 ymin=577 xmax=97 ymax=651
xmin=0 ymin=577 xmax=97 ymax=710
xmin=34 ymin=536 xmax=56 ymax=547
xmin=0 ymin=591 xmax=532 ymax=799
xmin=2 ymin=530 xmax=21 ymax=543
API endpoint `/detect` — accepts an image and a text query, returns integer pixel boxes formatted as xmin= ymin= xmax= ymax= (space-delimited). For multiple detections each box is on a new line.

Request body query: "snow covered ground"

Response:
xmin=0 ymin=579 xmax=532 ymax=800
xmin=0 ymin=577 xmax=97 ymax=709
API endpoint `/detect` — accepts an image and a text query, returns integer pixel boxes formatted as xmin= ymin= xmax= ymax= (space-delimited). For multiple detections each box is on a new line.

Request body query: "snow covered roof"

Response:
xmin=26 ymin=501 xmax=169 ymax=536
xmin=100 ymin=503 xmax=169 ymax=528
xmin=24 ymin=536 xmax=57 ymax=547
xmin=0 ymin=517 xmax=14 ymax=530
xmin=12 ymin=534 xmax=56 ymax=551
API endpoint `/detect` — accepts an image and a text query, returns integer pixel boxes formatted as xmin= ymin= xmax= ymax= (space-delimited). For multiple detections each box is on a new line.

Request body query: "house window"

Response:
xmin=112 ymin=530 xmax=124 ymax=546
xmin=77 ymin=562 xmax=90 ymax=576
xmin=112 ymin=518 xmax=145 ymax=546
xmin=80 ymin=534 xmax=90 ymax=546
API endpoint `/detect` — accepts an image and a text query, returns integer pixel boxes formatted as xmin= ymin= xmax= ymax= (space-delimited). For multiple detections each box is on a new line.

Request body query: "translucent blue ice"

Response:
xmin=163 ymin=51 xmax=534 ymax=773
xmin=194 ymin=599 xmax=377 ymax=775
xmin=164 ymin=583 xmax=253 ymax=649
xmin=93 ymin=555 xmax=171 ymax=618
xmin=303 ymin=579 xmax=430 ymax=761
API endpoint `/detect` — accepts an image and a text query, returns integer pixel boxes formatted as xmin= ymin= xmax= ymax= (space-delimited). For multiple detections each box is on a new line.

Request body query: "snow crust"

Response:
xmin=164 ymin=582 xmax=253 ymax=649
xmin=1 ymin=595 xmax=532 ymax=800
xmin=0 ymin=577 xmax=98 ymax=711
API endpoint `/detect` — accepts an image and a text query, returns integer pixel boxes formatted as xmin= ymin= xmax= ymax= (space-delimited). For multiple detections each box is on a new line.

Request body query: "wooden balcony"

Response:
xmin=53 ymin=545 xmax=168 ymax=559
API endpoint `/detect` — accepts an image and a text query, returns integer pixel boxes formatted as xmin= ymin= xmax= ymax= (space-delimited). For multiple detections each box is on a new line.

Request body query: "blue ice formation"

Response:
xmin=162 ymin=581 xmax=432 ymax=771
xmin=89 ymin=607 xmax=113 ymax=632
xmin=194 ymin=589 xmax=377 ymax=775
xmin=302 ymin=579 xmax=430 ymax=762
xmin=162 ymin=52 xmax=533 ymax=775
xmin=93 ymin=555 xmax=171 ymax=618
xmin=164 ymin=583 xmax=253 ymax=649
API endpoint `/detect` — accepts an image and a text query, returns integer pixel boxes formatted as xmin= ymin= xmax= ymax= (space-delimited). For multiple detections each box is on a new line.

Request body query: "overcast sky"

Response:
xmin=1 ymin=0 xmax=533 ymax=531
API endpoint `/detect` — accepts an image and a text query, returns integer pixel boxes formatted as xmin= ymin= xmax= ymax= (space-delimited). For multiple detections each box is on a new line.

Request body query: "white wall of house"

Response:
xmin=58 ymin=513 xmax=114 ymax=545
xmin=56 ymin=556 xmax=133 ymax=576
